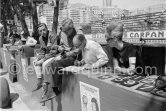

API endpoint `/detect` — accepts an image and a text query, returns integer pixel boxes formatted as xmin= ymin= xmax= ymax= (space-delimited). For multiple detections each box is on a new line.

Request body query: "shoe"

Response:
xmin=52 ymin=87 xmax=61 ymax=96
xmin=32 ymin=78 xmax=42 ymax=92
xmin=41 ymin=82 xmax=49 ymax=98
xmin=40 ymin=95 xmax=57 ymax=103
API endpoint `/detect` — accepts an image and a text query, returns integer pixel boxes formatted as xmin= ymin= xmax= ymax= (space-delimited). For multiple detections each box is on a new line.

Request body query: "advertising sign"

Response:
xmin=126 ymin=30 xmax=166 ymax=38
xmin=80 ymin=82 xmax=101 ymax=111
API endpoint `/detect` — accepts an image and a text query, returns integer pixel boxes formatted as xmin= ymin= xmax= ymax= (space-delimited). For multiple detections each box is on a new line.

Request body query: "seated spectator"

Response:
xmin=73 ymin=34 xmax=108 ymax=69
xmin=33 ymin=23 xmax=57 ymax=92
xmin=105 ymin=20 xmax=141 ymax=75
xmin=48 ymin=18 xmax=83 ymax=95
xmin=9 ymin=26 xmax=21 ymax=45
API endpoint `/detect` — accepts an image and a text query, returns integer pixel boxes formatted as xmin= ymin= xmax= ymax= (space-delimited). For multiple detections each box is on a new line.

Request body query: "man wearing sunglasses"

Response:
xmin=105 ymin=20 xmax=141 ymax=75
xmin=73 ymin=34 xmax=108 ymax=70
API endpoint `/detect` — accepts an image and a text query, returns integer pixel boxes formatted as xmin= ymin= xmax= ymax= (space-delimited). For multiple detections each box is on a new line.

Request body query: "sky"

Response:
xmin=69 ymin=0 xmax=165 ymax=10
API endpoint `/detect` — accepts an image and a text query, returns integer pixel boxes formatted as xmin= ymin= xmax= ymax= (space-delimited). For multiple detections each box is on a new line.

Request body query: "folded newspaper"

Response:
xmin=62 ymin=66 xmax=85 ymax=73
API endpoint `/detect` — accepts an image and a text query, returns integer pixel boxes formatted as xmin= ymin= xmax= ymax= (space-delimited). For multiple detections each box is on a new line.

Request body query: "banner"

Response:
xmin=126 ymin=30 xmax=166 ymax=38
xmin=80 ymin=82 xmax=101 ymax=111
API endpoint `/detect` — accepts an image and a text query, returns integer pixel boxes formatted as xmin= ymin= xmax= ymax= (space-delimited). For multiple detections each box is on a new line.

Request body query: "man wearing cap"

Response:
xmin=105 ymin=20 xmax=143 ymax=75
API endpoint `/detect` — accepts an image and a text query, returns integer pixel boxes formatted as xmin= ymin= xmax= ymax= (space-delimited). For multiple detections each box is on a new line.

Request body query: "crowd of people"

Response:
xmin=1 ymin=18 xmax=145 ymax=100
xmin=29 ymin=18 xmax=144 ymax=100
xmin=1 ymin=25 xmax=37 ymax=46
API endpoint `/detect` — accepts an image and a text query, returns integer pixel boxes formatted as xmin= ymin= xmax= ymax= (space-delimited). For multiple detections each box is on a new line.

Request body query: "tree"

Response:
xmin=51 ymin=0 xmax=68 ymax=45
xmin=30 ymin=0 xmax=47 ymax=41
xmin=52 ymin=0 xmax=59 ymax=35
xmin=0 ymin=0 xmax=14 ymax=47
xmin=30 ymin=0 xmax=39 ymax=40
xmin=1 ymin=0 xmax=14 ymax=36
xmin=10 ymin=0 xmax=30 ymax=37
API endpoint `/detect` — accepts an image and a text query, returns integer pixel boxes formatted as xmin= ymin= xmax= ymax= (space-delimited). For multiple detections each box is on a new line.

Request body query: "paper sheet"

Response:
xmin=62 ymin=66 xmax=85 ymax=73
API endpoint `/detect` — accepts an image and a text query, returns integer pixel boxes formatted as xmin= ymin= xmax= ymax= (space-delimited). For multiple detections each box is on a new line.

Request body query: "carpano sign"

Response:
xmin=126 ymin=30 xmax=166 ymax=38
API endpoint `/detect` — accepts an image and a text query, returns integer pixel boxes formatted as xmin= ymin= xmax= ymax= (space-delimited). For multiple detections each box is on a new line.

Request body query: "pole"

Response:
xmin=0 ymin=0 xmax=3 ymax=48
xmin=31 ymin=0 xmax=39 ymax=40
xmin=52 ymin=0 xmax=59 ymax=35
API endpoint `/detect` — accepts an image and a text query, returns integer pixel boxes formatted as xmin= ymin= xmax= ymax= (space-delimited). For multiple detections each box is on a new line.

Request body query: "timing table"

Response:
xmin=61 ymin=66 xmax=166 ymax=111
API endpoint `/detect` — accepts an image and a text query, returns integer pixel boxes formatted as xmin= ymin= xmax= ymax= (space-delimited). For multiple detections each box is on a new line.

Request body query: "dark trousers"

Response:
xmin=51 ymin=56 xmax=75 ymax=87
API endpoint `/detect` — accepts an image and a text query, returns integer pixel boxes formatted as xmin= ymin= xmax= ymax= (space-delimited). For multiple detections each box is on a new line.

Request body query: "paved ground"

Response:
xmin=0 ymin=69 xmax=50 ymax=111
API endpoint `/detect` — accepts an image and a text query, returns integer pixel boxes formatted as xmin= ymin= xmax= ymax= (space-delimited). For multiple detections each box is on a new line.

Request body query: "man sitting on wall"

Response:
xmin=105 ymin=20 xmax=143 ymax=75
xmin=73 ymin=34 xmax=109 ymax=70
xmin=33 ymin=23 xmax=58 ymax=92
xmin=42 ymin=18 xmax=83 ymax=95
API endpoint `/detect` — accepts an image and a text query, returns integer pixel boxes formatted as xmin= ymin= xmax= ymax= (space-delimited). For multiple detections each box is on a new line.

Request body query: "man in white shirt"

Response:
xmin=73 ymin=34 xmax=108 ymax=69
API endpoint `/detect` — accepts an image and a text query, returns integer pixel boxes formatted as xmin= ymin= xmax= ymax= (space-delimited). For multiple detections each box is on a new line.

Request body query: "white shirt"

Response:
xmin=82 ymin=40 xmax=108 ymax=68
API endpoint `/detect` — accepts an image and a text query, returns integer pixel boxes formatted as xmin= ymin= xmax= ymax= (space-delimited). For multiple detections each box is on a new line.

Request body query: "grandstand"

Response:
xmin=91 ymin=10 xmax=166 ymax=33
xmin=91 ymin=4 xmax=166 ymax=44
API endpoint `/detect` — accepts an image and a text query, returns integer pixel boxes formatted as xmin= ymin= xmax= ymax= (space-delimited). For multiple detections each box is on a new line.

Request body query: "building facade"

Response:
xmin=37 ymin=4 xmax=54 ymax=30
xmin=59 ymin=4 xmax=92 ymax=26
xmin=130 ymin=4 xmax=166 ymax=16
xmin=103 ymin=0 xmax=112 ymax=8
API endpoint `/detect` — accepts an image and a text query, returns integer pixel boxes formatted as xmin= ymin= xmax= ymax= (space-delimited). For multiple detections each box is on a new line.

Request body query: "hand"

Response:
xmin=51 ymin=45 xmax=58 ymax=50
xmin=84 ymin=64 xmax=93 ymax=70
xmin=65 ymin=51 xmax=73 ymax=57
xmin=80 ymin=60 xmax=85 ymax=66
xmin=35 ymin=59 xmax=44 ymax=66
xmin=73 ymin=49 xmax=80 ymax=53
xmin=45 ymin=53 xmax=52 ymax=59
xmin=114 ymin=67 xmax=135 ymax=75
xmin=114 ymin=67 xmax=121 ymax=73
xmin=58 ymin=46 xmax=64 ymax=52
xmin=47 ymin=46 xmax=51 ymax=50
xmin=127 ymin=68 xmax=135 ymax=75
xmin=50 ymin=50 xmax=57 ymax=54
xmin=74 ymin=60 xmax=82 ymax=66
xmin=18 ymin=45 xmax=23 ymax=51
